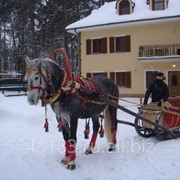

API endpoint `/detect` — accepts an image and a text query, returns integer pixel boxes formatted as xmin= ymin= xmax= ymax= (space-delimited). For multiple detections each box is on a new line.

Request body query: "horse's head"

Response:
xmin=24 ymin=56 xmax=47 ymax=105
xmin=25 ymin=56 xmax=66 ymax=105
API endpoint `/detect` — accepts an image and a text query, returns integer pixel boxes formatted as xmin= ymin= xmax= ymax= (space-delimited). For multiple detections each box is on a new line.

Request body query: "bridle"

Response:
xmin=26 ymin=61 xmax=67 ymax=105
xmin=26 ymin=66 xmax=47 ymax=94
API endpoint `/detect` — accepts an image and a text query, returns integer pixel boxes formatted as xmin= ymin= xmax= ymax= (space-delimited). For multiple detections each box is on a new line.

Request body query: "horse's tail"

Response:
xmin=104 ymin=107 xmax=113 ymax=144
xmin=104 ymin=106 xmax=117 ymax=147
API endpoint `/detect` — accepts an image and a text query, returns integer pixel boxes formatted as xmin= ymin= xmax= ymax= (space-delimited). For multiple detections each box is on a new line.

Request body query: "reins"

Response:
xmin=119 ymin=98 xmax=141 ymax=106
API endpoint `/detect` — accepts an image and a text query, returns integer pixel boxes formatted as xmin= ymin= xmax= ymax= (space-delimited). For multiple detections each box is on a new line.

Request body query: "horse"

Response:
xmin=24 ymin=55 xmax=119 ymax=170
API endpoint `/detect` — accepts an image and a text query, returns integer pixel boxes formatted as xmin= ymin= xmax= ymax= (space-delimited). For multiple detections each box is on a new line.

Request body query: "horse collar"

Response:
xmin=41 ymin=72 xmax=68 ymax=105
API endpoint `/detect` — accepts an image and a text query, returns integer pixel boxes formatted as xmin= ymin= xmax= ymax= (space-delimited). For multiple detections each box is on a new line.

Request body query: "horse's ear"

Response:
xmin=25 ymin=56 xmax=30 ymax=65
xmin=37 ymin=58 xmax=43 ymax=66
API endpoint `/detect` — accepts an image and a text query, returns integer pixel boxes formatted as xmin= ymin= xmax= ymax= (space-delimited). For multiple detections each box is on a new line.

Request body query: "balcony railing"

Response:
xmin=138 ymin=43 xmax=180 ymax=60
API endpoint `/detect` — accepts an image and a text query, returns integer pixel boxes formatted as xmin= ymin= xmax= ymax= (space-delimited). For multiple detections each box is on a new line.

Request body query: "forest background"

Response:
xmin=0 ymin=0 xmax=114 ymax=76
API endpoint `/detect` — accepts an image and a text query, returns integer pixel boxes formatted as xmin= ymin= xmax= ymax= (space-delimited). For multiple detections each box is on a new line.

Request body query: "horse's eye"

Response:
xmin=34 ymin=77 xmax=39 ymax=80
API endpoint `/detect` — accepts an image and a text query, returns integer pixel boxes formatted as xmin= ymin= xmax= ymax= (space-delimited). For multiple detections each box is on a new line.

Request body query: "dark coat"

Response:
xmin=143 ymin=79 xmax=169 ymax=105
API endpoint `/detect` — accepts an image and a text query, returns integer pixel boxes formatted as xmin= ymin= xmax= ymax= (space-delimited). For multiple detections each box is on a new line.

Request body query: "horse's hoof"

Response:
xmin=85 ymin=149 xmax=93 ymax=155
xmin=108 ymin=144 xmax=116 ymax=151
xmin=67 ymin=161 xmax=76 ymax=170
xmin=85 ymin=146 xmax=93 ymax=155
xmin=61 ymin=156 xmax=70 ymax=165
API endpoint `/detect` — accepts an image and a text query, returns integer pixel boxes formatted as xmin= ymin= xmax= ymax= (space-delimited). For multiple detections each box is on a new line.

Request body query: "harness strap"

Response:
xmin=71 ymin=93 xmax=106 ymax=105
xmin=41 ymin=72 xmax=67 ymax=105
xmin=42 ymin=90 xmax=62 ymax=104
xmin=27 ymin=68 xmax=45 ymax=92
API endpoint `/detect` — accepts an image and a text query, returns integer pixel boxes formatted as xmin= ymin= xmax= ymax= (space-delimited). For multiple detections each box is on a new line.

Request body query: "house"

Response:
xmin=66 ymin=0 xmax=180 ymax=97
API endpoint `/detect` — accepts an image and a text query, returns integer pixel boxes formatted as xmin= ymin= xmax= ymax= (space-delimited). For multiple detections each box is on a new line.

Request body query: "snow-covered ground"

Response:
xmin=0 ymin=92 xmax=180 ymax=180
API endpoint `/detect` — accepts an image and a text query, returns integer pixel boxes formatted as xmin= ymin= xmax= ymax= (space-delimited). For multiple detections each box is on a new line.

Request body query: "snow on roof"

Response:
xmin=66 ymin=0 xmax=180 ymax=33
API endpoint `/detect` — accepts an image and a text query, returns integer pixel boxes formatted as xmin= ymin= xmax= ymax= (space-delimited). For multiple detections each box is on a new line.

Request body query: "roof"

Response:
xmin=66 ymin=0 xmax=180 ymax=33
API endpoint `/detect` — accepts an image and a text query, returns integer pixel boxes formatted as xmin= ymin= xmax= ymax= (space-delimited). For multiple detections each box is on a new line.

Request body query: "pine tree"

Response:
xmin=0 ymin=0 xmax=111 ymax=74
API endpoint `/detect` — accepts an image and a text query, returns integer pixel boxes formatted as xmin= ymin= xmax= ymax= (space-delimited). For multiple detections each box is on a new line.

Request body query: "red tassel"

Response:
xmin=99 ymin=114 xmax=104 ymax=138
xmin=84 ymin=119 xmax=90 ymax=139
xmin=44 ymin=118 xmax=49 ymax=132
xmin=99 ymin=125 xmax=104 ymax=138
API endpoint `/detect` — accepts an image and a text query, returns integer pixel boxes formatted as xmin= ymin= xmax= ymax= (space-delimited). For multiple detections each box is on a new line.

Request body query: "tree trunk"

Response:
xmin=28 ymin=0 xmax=37 ymax=58
xmin=3 ymin=23 xmax=8 ymax=72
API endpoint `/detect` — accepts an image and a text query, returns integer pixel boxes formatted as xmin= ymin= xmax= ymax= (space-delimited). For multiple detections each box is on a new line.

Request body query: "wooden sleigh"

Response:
xmin=135 ymin=96 xmax=180 ymax=140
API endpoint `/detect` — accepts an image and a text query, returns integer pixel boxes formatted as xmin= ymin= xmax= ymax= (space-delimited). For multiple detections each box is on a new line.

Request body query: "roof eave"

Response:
xmin=66 ymin=15 xmax=180 ymax=34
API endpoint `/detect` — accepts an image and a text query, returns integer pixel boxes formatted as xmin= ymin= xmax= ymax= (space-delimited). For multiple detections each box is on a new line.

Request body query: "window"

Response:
xmin=110 ymin=35 xmax=131 ymax=53
xmin=119 ymin=0 xmax=130 ymax=15
xmin=152 ymin=0 xmax=165 ymax=10
xmin=116 ymin=0 xmax=135 ymax=15
xmin=172 ymin=75 xmax=178 ymax=86
xmin=86 ymin=38 xmax=107 ymax=55
xmin=110 ymin=72 xmax=131 ymax=88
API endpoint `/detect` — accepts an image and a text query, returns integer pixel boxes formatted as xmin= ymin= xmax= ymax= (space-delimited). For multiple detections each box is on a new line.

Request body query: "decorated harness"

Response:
xmin=26 ymin=48 xmax=106 ymax=135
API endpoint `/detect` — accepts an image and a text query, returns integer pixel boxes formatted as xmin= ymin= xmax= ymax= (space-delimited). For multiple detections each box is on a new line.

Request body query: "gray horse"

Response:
xmin=25 ymin=56 xmax=119 ymax=170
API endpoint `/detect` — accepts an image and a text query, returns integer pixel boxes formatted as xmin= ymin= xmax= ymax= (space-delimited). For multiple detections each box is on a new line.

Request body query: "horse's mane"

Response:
xmin=27 ymin=57 xmax=62 ymax=71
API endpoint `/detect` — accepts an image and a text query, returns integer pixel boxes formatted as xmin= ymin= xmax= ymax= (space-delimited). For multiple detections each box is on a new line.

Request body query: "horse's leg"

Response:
xmin=61 ymin=125 xmax=77 ymax=170
xmin=85 ymin=116 xmax=100 ymax=154
xmin=104 ymin=105 xmax=118 ymax=151
xmin=61 ymin=126 xmax=71 ymax=165
xmin=63 ymin=117 xmax=78 ymax=170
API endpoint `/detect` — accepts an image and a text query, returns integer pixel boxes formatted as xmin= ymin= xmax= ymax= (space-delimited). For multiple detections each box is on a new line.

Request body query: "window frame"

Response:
xmin=116 ymin=0 xmax=135 ymax=15
xmin=119 ymin=0 xmax=130 ymax=15
xmin=86 ymin=38 xmax=107 ymax=55
xmin=110 ymin=35 xmax=131 ymax=53
xmin=110 ymin=71 xmax=131 ymax=88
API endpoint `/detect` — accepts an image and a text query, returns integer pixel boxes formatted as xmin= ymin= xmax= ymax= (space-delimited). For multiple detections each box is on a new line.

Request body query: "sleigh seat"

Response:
xmin=163 ymin=96 xmax=180 ymax=128
xmin=140 ymin=102 xmax=164 ymax=129
xmin=140 ymin=96 xmax=180 ymax=129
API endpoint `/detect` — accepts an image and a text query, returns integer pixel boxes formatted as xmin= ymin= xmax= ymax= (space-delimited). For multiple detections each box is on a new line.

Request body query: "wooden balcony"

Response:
xmin=138 ymin=43 xmax=180 ymax=60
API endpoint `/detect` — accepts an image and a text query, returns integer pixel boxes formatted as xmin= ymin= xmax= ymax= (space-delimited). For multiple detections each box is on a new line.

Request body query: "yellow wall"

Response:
xmin=80 ymin=20 xmax=180 ymax=95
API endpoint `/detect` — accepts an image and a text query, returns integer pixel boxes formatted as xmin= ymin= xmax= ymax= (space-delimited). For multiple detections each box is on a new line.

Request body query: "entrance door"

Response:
xmin=168 ymin=71 xmax=180 ymax=97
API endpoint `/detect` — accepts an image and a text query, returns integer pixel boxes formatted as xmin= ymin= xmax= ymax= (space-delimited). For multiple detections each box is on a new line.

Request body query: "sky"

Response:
xmin=0 ymin=92 xmax=180 ymax=180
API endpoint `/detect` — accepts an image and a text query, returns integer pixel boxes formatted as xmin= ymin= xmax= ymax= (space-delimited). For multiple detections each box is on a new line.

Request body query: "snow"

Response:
xmin=0 ymin=92 xmax=180 ymax=180
xmin=66 ymin=0 xmax=180 ymax=32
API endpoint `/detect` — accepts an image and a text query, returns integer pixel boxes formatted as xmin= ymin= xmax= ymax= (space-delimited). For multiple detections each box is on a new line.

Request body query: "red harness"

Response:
xmin=27 ymin=67 xmax=47 ymax=92
xmin=73 ymin=75 xmax=96 ymax=93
